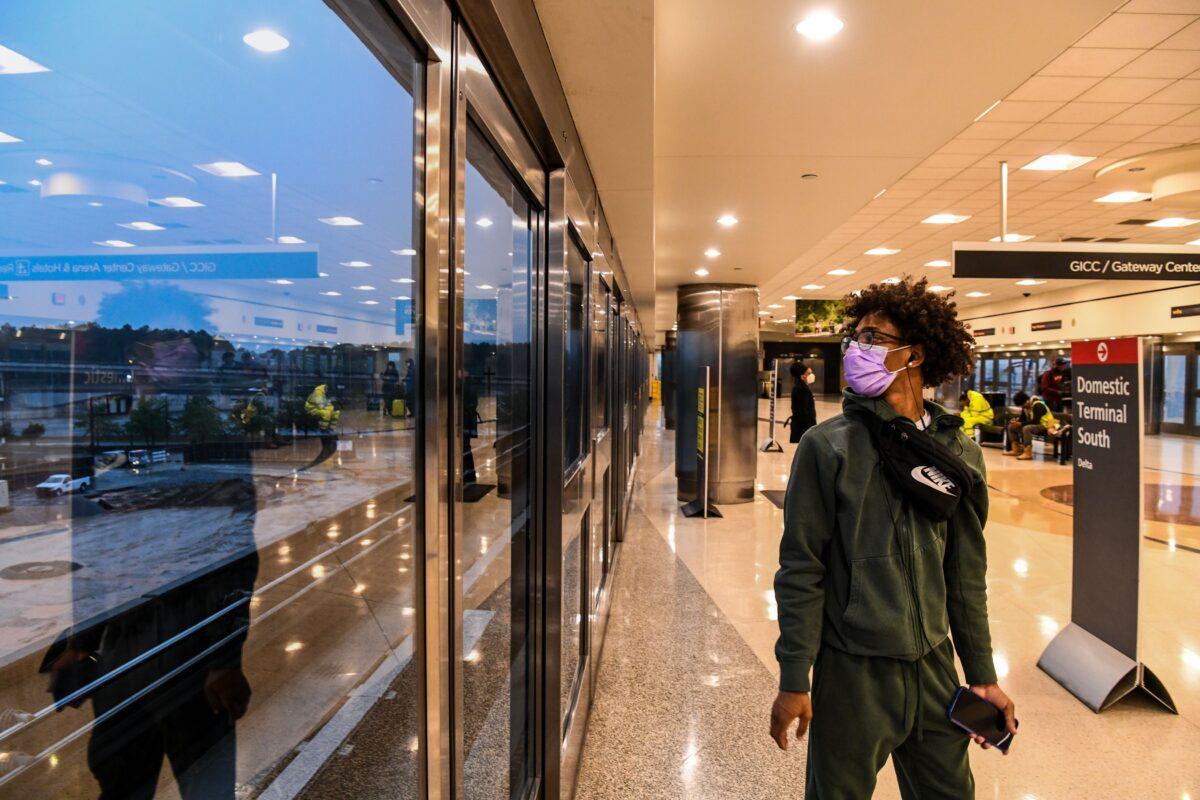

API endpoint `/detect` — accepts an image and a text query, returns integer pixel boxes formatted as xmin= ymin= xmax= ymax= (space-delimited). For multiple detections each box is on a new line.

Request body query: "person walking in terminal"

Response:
xmin=1005 ymin=393 xmax=1057 ymax=461
xmin=770 ymin=277 xmax=1016 ymax=799
xmin=789 ymin=360 xmax=818 ymax=444
xmin=958 ymin=388 xmax=994 ymax=435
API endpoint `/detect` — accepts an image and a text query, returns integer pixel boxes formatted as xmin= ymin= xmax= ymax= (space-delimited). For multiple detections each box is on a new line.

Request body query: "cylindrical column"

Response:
xmin=674 ymin=284 xmax=759 ymax=504
xmin=662 ymin=329 xmax=677 ymax=430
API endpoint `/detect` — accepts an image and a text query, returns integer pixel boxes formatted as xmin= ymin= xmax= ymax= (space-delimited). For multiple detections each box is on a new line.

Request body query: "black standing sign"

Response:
xmin=1038 ymin=338 xmax=1176 ymax=713
xmin=954 ymin=241 xmax=1200 ymax=280
xmin=760 ymin=363 xmax=782 ymax=453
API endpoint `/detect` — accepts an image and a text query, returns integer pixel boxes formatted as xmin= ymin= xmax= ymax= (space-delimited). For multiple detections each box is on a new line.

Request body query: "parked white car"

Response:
xmin=35 ymin=474 xmax=91 ymax=498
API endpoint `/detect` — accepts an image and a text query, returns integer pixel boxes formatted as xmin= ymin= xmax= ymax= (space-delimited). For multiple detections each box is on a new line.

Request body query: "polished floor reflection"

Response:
xmin=576 ymin=398 xmax=1200 ymax=799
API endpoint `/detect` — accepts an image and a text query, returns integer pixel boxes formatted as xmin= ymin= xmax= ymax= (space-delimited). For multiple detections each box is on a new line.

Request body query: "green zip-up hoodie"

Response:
xmin=774 ymin=390 xmax=996 ymax=692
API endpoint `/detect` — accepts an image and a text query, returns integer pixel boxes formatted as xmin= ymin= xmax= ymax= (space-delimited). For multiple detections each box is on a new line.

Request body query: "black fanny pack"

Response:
xmin=848 ymin=409 xmax=974 ymax=522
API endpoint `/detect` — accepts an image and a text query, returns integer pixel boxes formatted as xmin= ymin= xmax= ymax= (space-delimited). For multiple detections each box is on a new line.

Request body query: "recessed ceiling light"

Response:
xmin=704 ymin=247 xmax=721 ymax=258
xmin=152 ymin=196 xmax=204 ymax=208
xmin=922 ymin=213 xmax=970 ymax=225
xmin=1187 ymin=239 xmax=1200 ymax=246
xmin=974 ymin=99 xmax=1001 ymax=122
xmin=758 ymin=310 xmax=771 ymax=316
xmin=320 ymin=290 xmax=342 ymax=296
xmin=28 ymin=179 xmax=41 ymax=187
xmin=393 ymin=277 xmax=416 ymax=284
xmin=782 ymin=294 xmax=800 ymax=301
xmin=277 ymin=235 xmax=306 ymax=244
xmin=195 ymin=161 xmax=260 ymax=178
xmin=928 ymin=285 xmax=952 ymax=292
xmin=392 ymin=248 xmax=417 ymax=256
xmin=477 ymin=283 xmax=495 ymax=290
xmin=965 ymin=291 xmax=990 ymax=298
xmin=87 ymin=201 xmax=103 ymax=207
xmin=1021 ymin=154 xmax=1094 ymax=171
xmin=873 ymin=188 xmax=887 ymax=199
xmin=1094 ymin=190 xmax=1152 ymax=204
xmin=768 ymin=303 xmax=783 ymax=309
xmin=320 ymin=216 xmax=363 ymax=226
xmin=694 ymin=267 xmax=710 ymax=277
xmin=118 ymin=221 xmax=165 ymax=231
xmin=340 ymin=260 xmax=372 ymax=267
xmin=243 ymin=29 xmax=290 ymax=53
xmin=795 ymin=10 xmax=844 ymax=41
xmin=925 ymin=259 xmax=951 ymax=267
xmin=1015 ymin=279 xmax=1045 ymax=286
xmin=0 ymin=44 xmax=50 ymax=75
xmin=94 ymin=239 xmax=135 ymax=248
xmin=1147 ymin=217 xmax=1199 ymax=228
xmin=360 ymin=299 xmax=379 ymax=305
xmin=34 ymin=157 xmax=52 ymax=166
xmin=827 ymin=269 xmax=855 ymax=276
xmin=801 ymin=283 xmax=825 ymax=290
xmin=270 ymin=279 xmax=294 ymax=285
xmin=865 ymin=247 xmax=900 ymax=255
xmin=882 ymin=277 xmax=901 ymax=284
xmin=475 ymin=217 xmax=493 ymax=228
xmin=716 ymin=214 xmax=739 ymax=227
xmin=989 ymin=233 xmax=1034 ymax=242
xmin=352 ymin=284 xmax=376 ymax=291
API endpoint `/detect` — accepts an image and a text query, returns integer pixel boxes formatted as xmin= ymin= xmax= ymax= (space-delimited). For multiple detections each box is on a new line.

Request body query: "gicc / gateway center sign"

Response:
xmin=952 ymin=241 xmax=1200 ymax=280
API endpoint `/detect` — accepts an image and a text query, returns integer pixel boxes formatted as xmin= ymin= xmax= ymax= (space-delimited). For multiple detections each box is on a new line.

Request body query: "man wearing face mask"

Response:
xmin=789 ymin=361 xmax=818 ymax=444
xmin=769 ymin=277 xmax=1015 ymax=799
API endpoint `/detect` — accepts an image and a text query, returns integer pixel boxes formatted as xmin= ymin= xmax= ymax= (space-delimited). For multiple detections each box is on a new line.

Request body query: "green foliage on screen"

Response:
xmin=794 ymin=299 xmax=844 ymax=334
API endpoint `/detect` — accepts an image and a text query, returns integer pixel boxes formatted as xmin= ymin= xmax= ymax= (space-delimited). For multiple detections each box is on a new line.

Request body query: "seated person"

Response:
xmin=958 ymin=388 xmax=994 ymax=434
xmin=1005 ymin=391 xmax=1057 ymax=461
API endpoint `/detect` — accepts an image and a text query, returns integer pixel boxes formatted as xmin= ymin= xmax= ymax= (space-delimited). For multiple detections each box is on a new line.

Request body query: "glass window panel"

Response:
xmin=563 ymin=244 xmax=587 ymax=470
xmin=460 ymin=119 xmax=535 ymax=799
xmin=0 ymin=5 xmax=423 ymax=798
xmin=592 ymin=281 xmax=609 ymax=431
xmin=1164 ymin=354 xmax=1187 ymax=425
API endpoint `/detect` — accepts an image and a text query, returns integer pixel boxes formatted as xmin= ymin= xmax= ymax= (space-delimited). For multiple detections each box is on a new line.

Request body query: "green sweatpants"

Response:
xmin=805 ymin=638 xmax=974 ymax=800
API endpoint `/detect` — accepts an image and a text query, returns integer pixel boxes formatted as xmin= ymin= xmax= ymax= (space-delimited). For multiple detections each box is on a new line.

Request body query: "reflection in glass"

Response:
xmin=0 ymin=4 xmax=422 ymax=798
xmin=460 ymin=120 xmax=534 ymax=799
xmin=1164 ymin=354 xmax=1186 ymax=425
xmin=564 ymin=246 xmax=587 ymax=470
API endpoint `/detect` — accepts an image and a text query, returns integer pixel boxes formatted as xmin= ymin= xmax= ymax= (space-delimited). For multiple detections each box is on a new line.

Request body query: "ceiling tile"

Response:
xmin=1167 ymin=106 xmax=1200 ymax=124
xmin=1114 ymin=48 xmax=1200 ymax=78
xmin=1022 ymin=121 xmax=1101 ymax=139
xmin=1110 ymin=102 xmax=1195 ymax=123
xmin=1045 ymin=101 xmax=1132 ymax=123
xmin=938 ymin=139 xmax=1007 ymax=155
xmin=1084 ymin=121 xmax=1162 ymax=139
xmin=1160 ymin=18 xmax=1200 ymax=47
xmin=1074 ymin=13 xmax=1195 ymax=48
xmin=1040 ymin=47 xmax=1143 ymax=77
xmin=1008 ymin=75 xmax=1101 ymax=102
xmin=1136 ymin=123 xmax=1200 ymax=141
xmin=1143 ymin=78 xmax=1200 ymax=103
xmin=959 ymin=120 xmax=1034 ymax=139
xmin=1077 ymin=76 xmax=1176 ymax=101
xmin=1120 ymin=0 xmax=1200 ymax=13
xmin=981 ymin=100 xmax=1064 ymax=122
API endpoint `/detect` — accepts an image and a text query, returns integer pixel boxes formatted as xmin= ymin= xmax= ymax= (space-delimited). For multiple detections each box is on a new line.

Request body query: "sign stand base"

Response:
xmin=680 ymin=499 xmax=722 ymax=518
xmin=759 ymin=437 xmax=782 ymax=453
xmin=1037 ymin=622 xmax=1177 ymax=714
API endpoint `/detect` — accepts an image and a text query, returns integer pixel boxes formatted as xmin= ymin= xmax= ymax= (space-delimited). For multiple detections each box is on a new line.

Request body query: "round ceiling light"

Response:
xmin=795 ymin=11 xmax=844 ymax=41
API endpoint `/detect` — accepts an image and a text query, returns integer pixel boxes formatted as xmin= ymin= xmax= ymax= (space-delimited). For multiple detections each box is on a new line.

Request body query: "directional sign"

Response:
xmin=953 ymin=241 xmax=1200 ymax=281
xmin=0 ymin=246 xmax=318 ymax=282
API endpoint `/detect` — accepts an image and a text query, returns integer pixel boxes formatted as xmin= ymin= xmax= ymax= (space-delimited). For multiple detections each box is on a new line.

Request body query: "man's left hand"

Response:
xmin=205 ymin=667 xmax=251 ymax=723
xmin=968 ymin=683 xmax=1017 ymax=753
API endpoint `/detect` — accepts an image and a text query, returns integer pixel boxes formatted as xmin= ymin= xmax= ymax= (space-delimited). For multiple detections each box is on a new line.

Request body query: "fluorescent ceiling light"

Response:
xmin=352 ymin=284 xmax=375 ymax=291
xmin=270 ymin=279 xmax=294 ymax=285
xmin=320 ymin=291 xmax=342 ymax=296
xmin=340 ymin=260 xmax=371 ymax=267
xmin=873 ymin=188 xmax=887 ymax=199
xmin=716 ymin=214 xmax=739 ymax=227
xmin=277 ymin=235 xmax=306 ymax=244
xmin=243 ymin=29 xmax=290 ymax=53
xmin=974 ymin=99 xmax=1001 ymax=122
xmin=795 ymin=10 xmax=844 ymax=41
xmin=1021 ymin=154 xmax=1094 ymax=171
xmin=320 ymin=216 xmax=363 ymax=226
xmin=989 ymin=233 xmax=1034 ymax=242
xmin=922 ymin=213 xmax=970 ymax=225
xmin=34 ymin=157 xmax=51 ymax=166
xmin=767 ymin=303 xmax=783 ymax=309
xmin=360 ymin=300 xmax=379 ymax=305
xmin=865 ymin=247 xmax=900 ymax=255
xmin=694 ymin=267 xmax=710 ymax=277
xmin=882 ymin=277 xmax=901 ymax=284
xmin=1094 ymin=190 xmax=1151 ymax=204
xmin=475 ymin=217 xmax=493 ymax=228
xmin=704 ymin=247 xmax=721 ymax=258
xmin=801 ymin=283 xmax=825 ymax=290
xmin=152 ymin=196 xmax=204 ymax=208
xmin=118 ymin=221 xmax=165 ymax=231
xmin=1187 ymin=238 xmax=1200 ymax=246
xmin=0 ymin=44 xmax=50 ymax=75
xmin=392 ymin=248 xmax=417 ymax=256
xmin=95 ymin=239 xmax=135 ymax=248
xmin=782 ymin=294 xmax=800 ymax=301
xmin=965 ymin=291 xmax=990 ymax=298
xmin=393 ymin=277 xmax=416 ymax=284
xmin=0 ymin=131 xmax=23 ymax=143
xmin=928 ymin=285 xmax=952 ymax=292
xmin=1015 ymin=279 xmax=1045 ymax=286
xmin=925 ymin=259 xmax=951 ymax=267
xmin=195 ymin=161 xmax=260 ymax=178
xmin=827 ymin=269 xmax=855 ymax=276
xmin=1146 ymin=217 xmax=1199 ymax=228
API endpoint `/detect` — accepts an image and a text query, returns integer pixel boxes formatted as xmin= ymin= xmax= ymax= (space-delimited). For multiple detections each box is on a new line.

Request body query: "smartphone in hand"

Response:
xmin=948 ymin=686 xmax=1018 ymax=753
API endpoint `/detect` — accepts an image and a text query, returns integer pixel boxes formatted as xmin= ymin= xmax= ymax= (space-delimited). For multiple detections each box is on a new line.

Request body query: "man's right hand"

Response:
xmin=770 ymin=690 xmax=812 ymax=750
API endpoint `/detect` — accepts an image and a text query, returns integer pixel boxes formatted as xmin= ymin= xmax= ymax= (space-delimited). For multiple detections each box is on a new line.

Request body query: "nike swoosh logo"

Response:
xmin=911 ymin=465 xmax=957 ymax=496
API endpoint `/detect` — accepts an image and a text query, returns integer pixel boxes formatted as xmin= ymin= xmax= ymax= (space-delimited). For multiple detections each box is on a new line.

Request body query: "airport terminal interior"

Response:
xmin=2 ymin=1 xmax=1200 ymax=798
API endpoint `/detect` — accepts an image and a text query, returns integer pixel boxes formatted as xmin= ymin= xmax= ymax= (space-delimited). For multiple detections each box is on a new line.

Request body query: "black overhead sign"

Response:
xmin=1031 ymin=320 xmax=1062 ymax=331
xmin=972 ymin=327 xmax=995 ymax=337
xmin=1172 ymin=303 xmax=1200 ymax=319
xmin=953 ymin=241 xmax=1200 ymax=280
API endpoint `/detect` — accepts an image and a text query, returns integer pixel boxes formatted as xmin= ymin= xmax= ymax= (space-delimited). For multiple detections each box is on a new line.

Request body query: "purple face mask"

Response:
xmin=843 ymin=343 xmax=911 ymax=397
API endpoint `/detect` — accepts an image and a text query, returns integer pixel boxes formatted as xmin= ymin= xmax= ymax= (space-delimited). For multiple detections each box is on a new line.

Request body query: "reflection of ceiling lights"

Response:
xmin=87 ymin=201 xmax=102 ymax=207
xmin=277 ymin=235 xmax=306 ymax=244
xmin=320 ymin=216 xmax=363 ymax=226
xmin=865 ymin=247 xmax=900 ymax=255
xmin=270 ymin=279 xmax=294 ymax=285
xmin=95 ymin=239 xmax=135 ymax=248
xmin=1022 ymin=154 xmax=1094 ymax=171
xmin=1095 ymin=190 xmax=1151 ymax=204
xmin=767 ymin=303 xmax=783 ymax=309
xmin=320 ymin=290 xmax=342 ymax=296
xmin=965 ymin=291 xmax=990 ymax=298
xmin=928 ymin=285 xmax=952 ymax=292
xmin=704 ymin=247 xmax=721 ymax=258
xmin=352 ymin=284 xmax=375 ymax=291
xmin=827 ymin=269 xmax=854 ymax=276
xmin=0 ymin=131 xmax=21 ymax=144
xmin=922 ymin=213 xmax=969 ymax=225
xmin=716 ymin=214 xmax=738 ymax=227
xmin=34 ymin=157 xmax=52 ymax=166
xmin=195 ymin=161 xmax=260 ymax=178
xmin=477 ymin=283 xmax=495 ymax=290
xmin=989 ymin=233 xmax=1034 ymax=242
xmin=882 ymin=277 xmax=901 ymax=284
xmin=360 ymin=299 xmax=379 ymax=305
xmin=758 ymin=310 xmax=771 ymax=316
xmin=243 ymin=29 xmax=290 ymax=53
xmin=475 ymin=217 xmax=493 ymax=228
xmin=340 ymin=260 xmax=371 ymax=267
xmin=392 ymin=277 xmax=415 ymax=284
xmin=118 ymin=221 xmax=164 ymax=231
xmin=28 ymin=179 xmax=40 ymax=186
xmin=694 ymin=267 xmax=709 ymax=277
xmin=392 ymin=295 xmax=411 ymax=301
xmin=1015 ymin=279 xmax=1045 ymax=286
xmin=801 ymin=283 xmax=825 ymax=290
xmin=392 ymin=248 xmax=417 ymax=256
xmin=795 ymin=11 xmax=844 ymax=41
xmin=925 ymin=259 xmax=950 ymax=267
xmin=152 ymin=196 xmax=204 ymax=208
xmin=783 ymin=294 xmax=800 ymax=300
xmin=1146 ymin=217 xmax=1199 ymax=228
xmin=0 ymin=44 xmax=51 ymax=75
xmin=318 ymin=272 xmax=329 ymax=277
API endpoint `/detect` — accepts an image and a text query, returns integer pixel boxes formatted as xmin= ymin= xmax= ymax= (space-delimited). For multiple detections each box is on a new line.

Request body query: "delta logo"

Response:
xmin=51 ymin=292 xmax=65 ymax=305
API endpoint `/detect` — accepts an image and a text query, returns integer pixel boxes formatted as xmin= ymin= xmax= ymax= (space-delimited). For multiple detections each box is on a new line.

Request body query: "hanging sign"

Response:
xmin=953 ymin=241 xmax=1200 ymax=280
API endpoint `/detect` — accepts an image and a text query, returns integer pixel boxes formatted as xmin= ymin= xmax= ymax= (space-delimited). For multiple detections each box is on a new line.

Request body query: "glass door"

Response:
xmin=1161 ymin=345 xmax=1200 ymax=436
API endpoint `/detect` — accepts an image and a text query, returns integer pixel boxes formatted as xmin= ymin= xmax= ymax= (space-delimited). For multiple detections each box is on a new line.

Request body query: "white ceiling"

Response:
xmin=654 ymin=0 xmax=1125 ymax=331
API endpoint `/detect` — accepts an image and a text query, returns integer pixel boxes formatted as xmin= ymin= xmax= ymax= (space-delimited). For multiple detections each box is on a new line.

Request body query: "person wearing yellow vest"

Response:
xmin=958 ymin=389 xmax=994 ymax=435
xmin=1004 ymin=391 xmax=1057 ymax=460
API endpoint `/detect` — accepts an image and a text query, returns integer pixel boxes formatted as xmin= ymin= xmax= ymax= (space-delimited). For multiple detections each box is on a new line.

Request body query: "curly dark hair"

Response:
xmin=841 ymin=276 xmax=974 ymax=386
